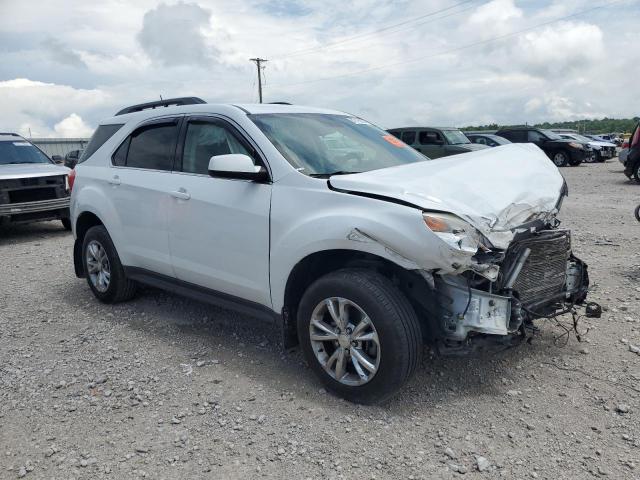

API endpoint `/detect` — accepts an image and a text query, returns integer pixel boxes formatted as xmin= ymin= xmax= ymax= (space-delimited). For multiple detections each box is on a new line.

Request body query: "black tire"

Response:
xmin=634 ymin=163 xmax=640 ymax=184
xmin=551 ymin=150 xmax=569 ymax=167
xmin=585 ymin=151 xmax=598 ymax=164
xmin=82 ymin=225 xmax=137 ymax=303
xmin=297 ymin=268 xmax=422 ymax=404
xmin=635 ymin=204 xmax=640 ymax=223
xmin=61 ymin=218 xmax=72 ymax=231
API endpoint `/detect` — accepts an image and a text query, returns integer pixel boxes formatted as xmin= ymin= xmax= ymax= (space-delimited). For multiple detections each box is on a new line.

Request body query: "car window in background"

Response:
xmin=182 ymin=121 xmax=253 ymax=175
xmin=472 ymin=136 xmax=487 ymax=145
xmin=528 ymin=130 xmax=547 ymax=142
xmin=542 ymin=130 xmax=562 ymax=140
xmin=125 ymin=123 xmax=178 ymax=171
xmin=79 ymin=124 xmax=123 ymax=163
xmin=442 ymin=130 xmax=470 ymax=145
xmin=419 ymin=131 xmax=442 ymax=145
xmin=401 ymin=131 xmax=416 ymax=144
xmin=250 ymin=113 xmax=427 ymax=176
xmin=500 ymin=130 xmax=526 ymax=142
xmin=0 ymin=140 xmax=52 ymax=165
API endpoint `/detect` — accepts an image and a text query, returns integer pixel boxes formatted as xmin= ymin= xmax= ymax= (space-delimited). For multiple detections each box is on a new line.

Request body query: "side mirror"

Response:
xmin=208 ymin=154 xmax=269 ymax=182
xmin=51 ymin=155 xmax=63 ymax=164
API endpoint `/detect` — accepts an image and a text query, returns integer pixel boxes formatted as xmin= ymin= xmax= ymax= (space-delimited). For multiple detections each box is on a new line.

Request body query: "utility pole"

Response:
xmin=249 ymin=58 xmax=268 ymax=103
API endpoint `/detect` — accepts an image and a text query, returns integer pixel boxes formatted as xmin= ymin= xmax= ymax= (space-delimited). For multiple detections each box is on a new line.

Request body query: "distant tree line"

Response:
xmin=460 ymin=117 xmax=640 ymax=134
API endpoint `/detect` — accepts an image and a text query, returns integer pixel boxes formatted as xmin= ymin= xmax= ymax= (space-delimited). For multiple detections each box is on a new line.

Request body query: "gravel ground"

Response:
xmin=1 ymin=159 xmax=639 ymax=480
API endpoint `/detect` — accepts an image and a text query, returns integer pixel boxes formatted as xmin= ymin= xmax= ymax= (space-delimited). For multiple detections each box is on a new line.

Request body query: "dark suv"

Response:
xmin=388 ymin=127 xmax=489 ymax=159
xmin=495 ymin=127 xmax=588 ymax=167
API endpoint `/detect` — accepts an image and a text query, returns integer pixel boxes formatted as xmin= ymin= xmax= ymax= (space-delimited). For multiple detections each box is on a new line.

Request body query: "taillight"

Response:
xmin=68 ymin=169 xmax=76 ymax=191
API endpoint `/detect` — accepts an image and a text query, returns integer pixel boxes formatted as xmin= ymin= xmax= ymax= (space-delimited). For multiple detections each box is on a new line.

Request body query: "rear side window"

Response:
xmin=115 ymin=121 xmax=179 ymax=170
xmin=419 ymin=131 xmax=443 ymax=145
xmin=499 ymin=130 xmax=526 ymax=142
xmin=80 ymin=124 xmax=123 ymax=163
xmin=401 ymin=131 xmax=416 ymax=145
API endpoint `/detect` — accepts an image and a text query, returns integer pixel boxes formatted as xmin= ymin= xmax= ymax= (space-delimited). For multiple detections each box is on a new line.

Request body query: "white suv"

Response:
xmin=70 ymin=97 xmax=589 ymax=403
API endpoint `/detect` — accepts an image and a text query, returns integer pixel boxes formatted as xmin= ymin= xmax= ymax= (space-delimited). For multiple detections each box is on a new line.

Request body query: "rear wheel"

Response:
xmin=297 ymin=269 xmax=421 ymax=404
xmin=82 ymin=225 xmax=137 ymax=303
xmin=552 ymin=151 xmax=569 ymax=167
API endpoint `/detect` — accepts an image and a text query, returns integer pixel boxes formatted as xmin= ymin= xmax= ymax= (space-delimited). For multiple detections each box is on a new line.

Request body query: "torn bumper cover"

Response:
xmin=433 ymin=229 xmax=589 ymax=342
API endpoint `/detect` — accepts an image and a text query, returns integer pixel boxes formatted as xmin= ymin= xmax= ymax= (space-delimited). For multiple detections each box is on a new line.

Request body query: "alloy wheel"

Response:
xmin=309 ymin=297 xmax=381 ymax=386
xmin=86 ymin=240 xmax=111 ymax=293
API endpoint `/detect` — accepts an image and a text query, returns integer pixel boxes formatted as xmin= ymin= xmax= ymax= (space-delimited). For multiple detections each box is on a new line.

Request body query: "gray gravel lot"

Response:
xmin=1 ymin=160 xmax=640 ymax=479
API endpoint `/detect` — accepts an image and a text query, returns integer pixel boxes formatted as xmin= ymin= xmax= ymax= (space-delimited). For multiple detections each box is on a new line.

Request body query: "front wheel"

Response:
xmin=552 ymin=151 xmax=569 ymax=167
xmin=82 ymin=225 xmax=137 ymax=303
xmin=297 ymin=269 xmax=422 ymax=404
xmin=635 ymin=204 xmax=640 ymax=222
xmin=634 ymin=163 xmax=640 ymax=184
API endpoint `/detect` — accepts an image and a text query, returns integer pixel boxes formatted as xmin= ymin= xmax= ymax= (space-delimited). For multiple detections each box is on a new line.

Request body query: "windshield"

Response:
xmin=542 ymin=130 xmax=563 ymax=140
xmin=571 ymin=134 xmax=592 ymax=143
xmin=0 ymin=140 xmax=51 ymax=165
xmin=249 ymin=113 xmax=428 ymax=176
xmin=442 ymin=130 xmax=470 ymax=145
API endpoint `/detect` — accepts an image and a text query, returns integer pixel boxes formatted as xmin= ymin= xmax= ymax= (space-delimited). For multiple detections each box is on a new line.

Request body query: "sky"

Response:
xmin=0 ymin=0 xmax=638 ymax=137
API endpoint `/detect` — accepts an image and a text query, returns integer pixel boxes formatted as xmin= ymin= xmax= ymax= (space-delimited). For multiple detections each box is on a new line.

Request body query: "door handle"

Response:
xmin=170 ymin=188 xmax=191 ymax=200
xmin=108 ymin=175 xmax=121 ymax=186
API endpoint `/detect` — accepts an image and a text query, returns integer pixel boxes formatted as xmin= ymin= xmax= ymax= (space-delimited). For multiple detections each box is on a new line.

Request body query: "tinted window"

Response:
xmin=0 ymin=140 xmax=51 ymax=165
xmin=472 ymin=136 xmax=486 ymax=145
xmin=419 ymin=131 xmax=443 ymax=145
xmin=499 ymin=130 xmax=526 ymax=142
xmin=126 ymin=122 xmax=178 ymax=170
xmin=528 ymin=130 xmax=547 ymax=142
xmin=401 ymin=131 xmax=416 ymax=144
xmin=182 ymin=121 xmax=253 ymax=175
xmin=80 ymin=124 xmax=123 ymax=163
xmin=112 ymin=137 xmax=130 ymax=166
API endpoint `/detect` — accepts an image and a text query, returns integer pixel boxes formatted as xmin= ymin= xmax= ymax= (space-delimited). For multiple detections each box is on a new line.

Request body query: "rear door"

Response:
xmin=108 ymin=117 xmax=180 ymax=276
xmin=167 ymin=115 xmax=272 ymax=307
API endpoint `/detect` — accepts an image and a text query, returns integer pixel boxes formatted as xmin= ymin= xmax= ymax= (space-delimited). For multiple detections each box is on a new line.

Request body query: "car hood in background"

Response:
xmin=589 ymin=140 xmax=616 ymax=148
xmin=329 ymin=143 xmax=564 ymax=249
xmin=0 ymin=162 xmax=70 ymax=180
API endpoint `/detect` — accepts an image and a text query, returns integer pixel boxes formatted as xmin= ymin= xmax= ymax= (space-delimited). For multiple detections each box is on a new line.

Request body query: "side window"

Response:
xmin=182 ymin=121 xmax=254 ymax=175
xmin=500 ymin=130 xmax=526 ymax=142
xmin=401 ymin=131 xmax=416 ymax=145
xmin=528 ymin=130 xmax=546 ymax=143
xmin=419 ymin=131 xmax=443 ymax=145
xmin=115 ymin=122 xmax=178 ymax=170
xmin=474 ymin=137 xmax=486 ymax=145
xmin=80 ymin=124 xmax=123 ymax=163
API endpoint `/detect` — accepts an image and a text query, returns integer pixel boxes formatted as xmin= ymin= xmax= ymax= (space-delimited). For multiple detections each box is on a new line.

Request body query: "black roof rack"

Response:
xmin=115 ymin=97 xmax=206 ymax=116
xmin=268 ymin=102 xmax=292 ymax=105
xmin=0 ymin=132 xmax=21 ymax=136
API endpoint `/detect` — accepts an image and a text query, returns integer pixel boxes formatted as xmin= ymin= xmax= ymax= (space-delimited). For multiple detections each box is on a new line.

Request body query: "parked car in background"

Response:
xmin=557 ymin=133 xmax=615 ymax=162
xmin=0 ymin=133 xmax=71 ymax=230
xmin=70 ymin=98 xmax=589 ymax=403
xmin=387 ymin=127 xmax=489 ymax=159
xmin=64 ymin=149 xmax=84 ymax=169
xmin=495 ymin=127 xmax=588 ymax=167
xmin=465 ymin=132 xmax=512 ymax=147
xmin=623 ymin=122 xmax=640 ymax=182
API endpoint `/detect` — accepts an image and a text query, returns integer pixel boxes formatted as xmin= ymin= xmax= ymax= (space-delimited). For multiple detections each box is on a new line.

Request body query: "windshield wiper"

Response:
xmin=309 ymin=171 xmax=361 ymax=178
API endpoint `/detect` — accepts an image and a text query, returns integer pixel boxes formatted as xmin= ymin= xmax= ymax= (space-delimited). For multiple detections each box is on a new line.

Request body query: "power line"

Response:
xmin=271 ymin=0 xmax=630 ymax=88
xmin=274 ymin=0 xmax=478 ymax=60
xmin=249 ymin=58 xmax=268 ymax=103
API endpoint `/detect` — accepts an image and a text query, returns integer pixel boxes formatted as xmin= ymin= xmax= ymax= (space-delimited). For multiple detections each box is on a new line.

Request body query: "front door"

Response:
xmin=167 ymin=116 xmax=272 ymax=307
xmin=418 ymin=130 xmax=446 ymax=158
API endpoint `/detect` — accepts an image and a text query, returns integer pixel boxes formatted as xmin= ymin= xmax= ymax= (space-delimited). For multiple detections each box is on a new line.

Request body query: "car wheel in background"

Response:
xmin=585 ymin=152 xmax=598 ymax=163
xmin=297 ymin=268 xmax=422 ymax=404
xmin=82 ymin=225 xmax=137 ymax=303
xmin=61 ymin=218 xmax=72 ymax=231
xmin=552 ymin=151 xmax=569 ymax=167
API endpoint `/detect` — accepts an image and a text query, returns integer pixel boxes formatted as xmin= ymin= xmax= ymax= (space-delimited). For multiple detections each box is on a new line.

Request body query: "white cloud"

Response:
xmin=53 ymin=114 xmax=94 ymax=137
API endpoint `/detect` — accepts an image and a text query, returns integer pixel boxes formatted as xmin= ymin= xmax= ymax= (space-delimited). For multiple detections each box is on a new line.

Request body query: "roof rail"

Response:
xmin=115 ymin=97 xmax=206 ymax=116
xmin=0 ymin=132 xmax=21 ymax=136
xmin=269 ymin=102 xmax=292 ymax=105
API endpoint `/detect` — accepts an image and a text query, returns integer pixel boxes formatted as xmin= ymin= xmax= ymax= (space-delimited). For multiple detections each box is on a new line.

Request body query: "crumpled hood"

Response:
xmin=0 ymin=162 xmax=70 ymax=180
xmin=329 ymin=143 xmax=564 ymax=249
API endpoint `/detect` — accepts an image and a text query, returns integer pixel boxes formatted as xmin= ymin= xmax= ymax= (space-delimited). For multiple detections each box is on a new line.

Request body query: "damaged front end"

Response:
xmin=430 ymin=228 xmax=590 ymax=351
